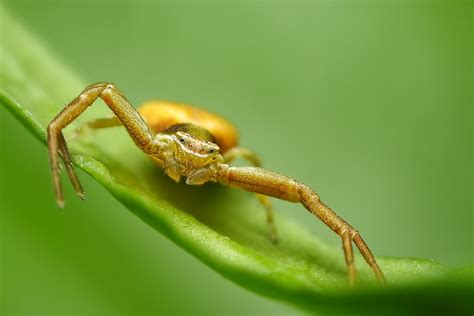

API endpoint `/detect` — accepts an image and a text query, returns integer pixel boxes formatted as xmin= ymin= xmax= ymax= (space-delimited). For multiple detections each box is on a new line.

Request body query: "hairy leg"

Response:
xmin=216 ymin=164 xmax=385 ymax=286
xmin=47 ymin=82 xmax=159 ymax=207
xmin=224 ymin=147 xmax=277 ymax=243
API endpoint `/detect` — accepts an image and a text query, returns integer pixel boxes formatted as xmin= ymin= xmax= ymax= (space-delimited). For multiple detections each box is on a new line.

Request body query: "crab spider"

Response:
xmin=47 ymin=82 xmax=385 ymax=286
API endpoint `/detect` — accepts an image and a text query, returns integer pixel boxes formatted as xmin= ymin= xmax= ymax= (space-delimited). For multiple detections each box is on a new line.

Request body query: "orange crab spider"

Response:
xmin=47 ymin=82 xmax=385 ymax=286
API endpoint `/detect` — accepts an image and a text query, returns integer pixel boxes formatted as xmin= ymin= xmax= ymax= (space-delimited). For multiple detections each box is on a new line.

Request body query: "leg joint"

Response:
xmin=336 ymin=224 xmax=357 ymax=237
xmin=350 ymin=229 xmax=359 ymax=239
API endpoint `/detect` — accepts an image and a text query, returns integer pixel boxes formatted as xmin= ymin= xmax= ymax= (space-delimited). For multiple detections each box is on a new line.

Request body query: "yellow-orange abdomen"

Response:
xmin=138 ymin=100 xmax=238 ymax=152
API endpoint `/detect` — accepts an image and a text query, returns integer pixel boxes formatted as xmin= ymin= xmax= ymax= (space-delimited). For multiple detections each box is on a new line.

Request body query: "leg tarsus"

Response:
xmin=58 ymin=132 xmax=85 ymax=200
xmin=256 ymin=194 xmax=278 ymax=243
xmin=352 ymin=231 xmax=386 ymax=285
xmin=47 ymin=126 xmax=64 ymax=208
xmin=341 ymin=228 xmax=357 ymax=287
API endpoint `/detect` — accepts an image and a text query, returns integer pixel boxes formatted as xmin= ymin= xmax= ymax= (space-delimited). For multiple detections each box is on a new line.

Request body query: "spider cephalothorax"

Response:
xmin=47 ymin=82 xmax=385 ymax=286
xmin=154 ymin=123 xmax=224 ymax=183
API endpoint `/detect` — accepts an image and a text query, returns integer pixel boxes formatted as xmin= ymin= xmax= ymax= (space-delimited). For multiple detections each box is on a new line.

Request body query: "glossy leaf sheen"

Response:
xmin=1 ymin=9 xmax=472 ymax=315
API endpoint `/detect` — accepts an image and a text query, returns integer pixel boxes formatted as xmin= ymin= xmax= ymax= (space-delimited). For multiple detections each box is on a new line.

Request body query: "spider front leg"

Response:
xmin=215 ymin=164 xmax=385 ymax=286
xmin=47 ymin=82 xmax=160 ymax=207
xmin=223 ymin=147 xmax=277 ymax=243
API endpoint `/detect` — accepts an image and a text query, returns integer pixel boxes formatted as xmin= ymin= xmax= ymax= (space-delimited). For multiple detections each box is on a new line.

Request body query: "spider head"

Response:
xmin=173 ymin=130 xmax=221 ymax=162
xmin=155 ymin=123 xmax=224 ymax=180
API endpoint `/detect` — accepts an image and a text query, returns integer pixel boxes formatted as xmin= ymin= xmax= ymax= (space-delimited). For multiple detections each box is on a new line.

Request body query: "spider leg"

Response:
xmin=57 ymin=132 xmax=84 ymax=199
xmin=223 ymin=147 xmax=277 ymax=243
xmin=71 ymin=116 xmax=121 ymax=140
xmin=255 ymin=194 xmax=278 ymax=243
xmin=47 ymin=82 xmax=159 ymax=207
xmin=216 ymin=164 xmax=385 ymax=286
xmin=223 ymin=147 xmax=261 ymax=167
xmin=341 ymin=229 xmax=356 ymax=286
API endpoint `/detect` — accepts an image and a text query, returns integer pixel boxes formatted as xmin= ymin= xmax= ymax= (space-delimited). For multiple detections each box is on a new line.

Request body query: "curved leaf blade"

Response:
xmin=1 ymin=8 xmax=472 ymax=315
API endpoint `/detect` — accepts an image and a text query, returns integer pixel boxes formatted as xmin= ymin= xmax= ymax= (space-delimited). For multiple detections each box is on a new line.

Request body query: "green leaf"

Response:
xmin=1 ymin=8 xmax=472 ymax=315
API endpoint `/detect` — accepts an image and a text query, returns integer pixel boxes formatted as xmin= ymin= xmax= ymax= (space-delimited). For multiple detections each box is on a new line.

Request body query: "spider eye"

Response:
xmin=180 ymin=138 xmax=185 ymax=143
xmin=209 ymin=149 xmax=214 ymax=154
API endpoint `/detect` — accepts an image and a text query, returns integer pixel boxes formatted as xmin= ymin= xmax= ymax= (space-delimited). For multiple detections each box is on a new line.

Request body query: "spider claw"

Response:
xmin=56 ymin=197 xmax=65 ymax=209
xmin=78 ymin=191 xmax=86 ymax=200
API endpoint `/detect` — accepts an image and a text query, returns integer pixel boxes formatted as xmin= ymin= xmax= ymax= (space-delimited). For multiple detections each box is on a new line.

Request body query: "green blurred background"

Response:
xmin=1 ymin=1 xmax=472 ymax=315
